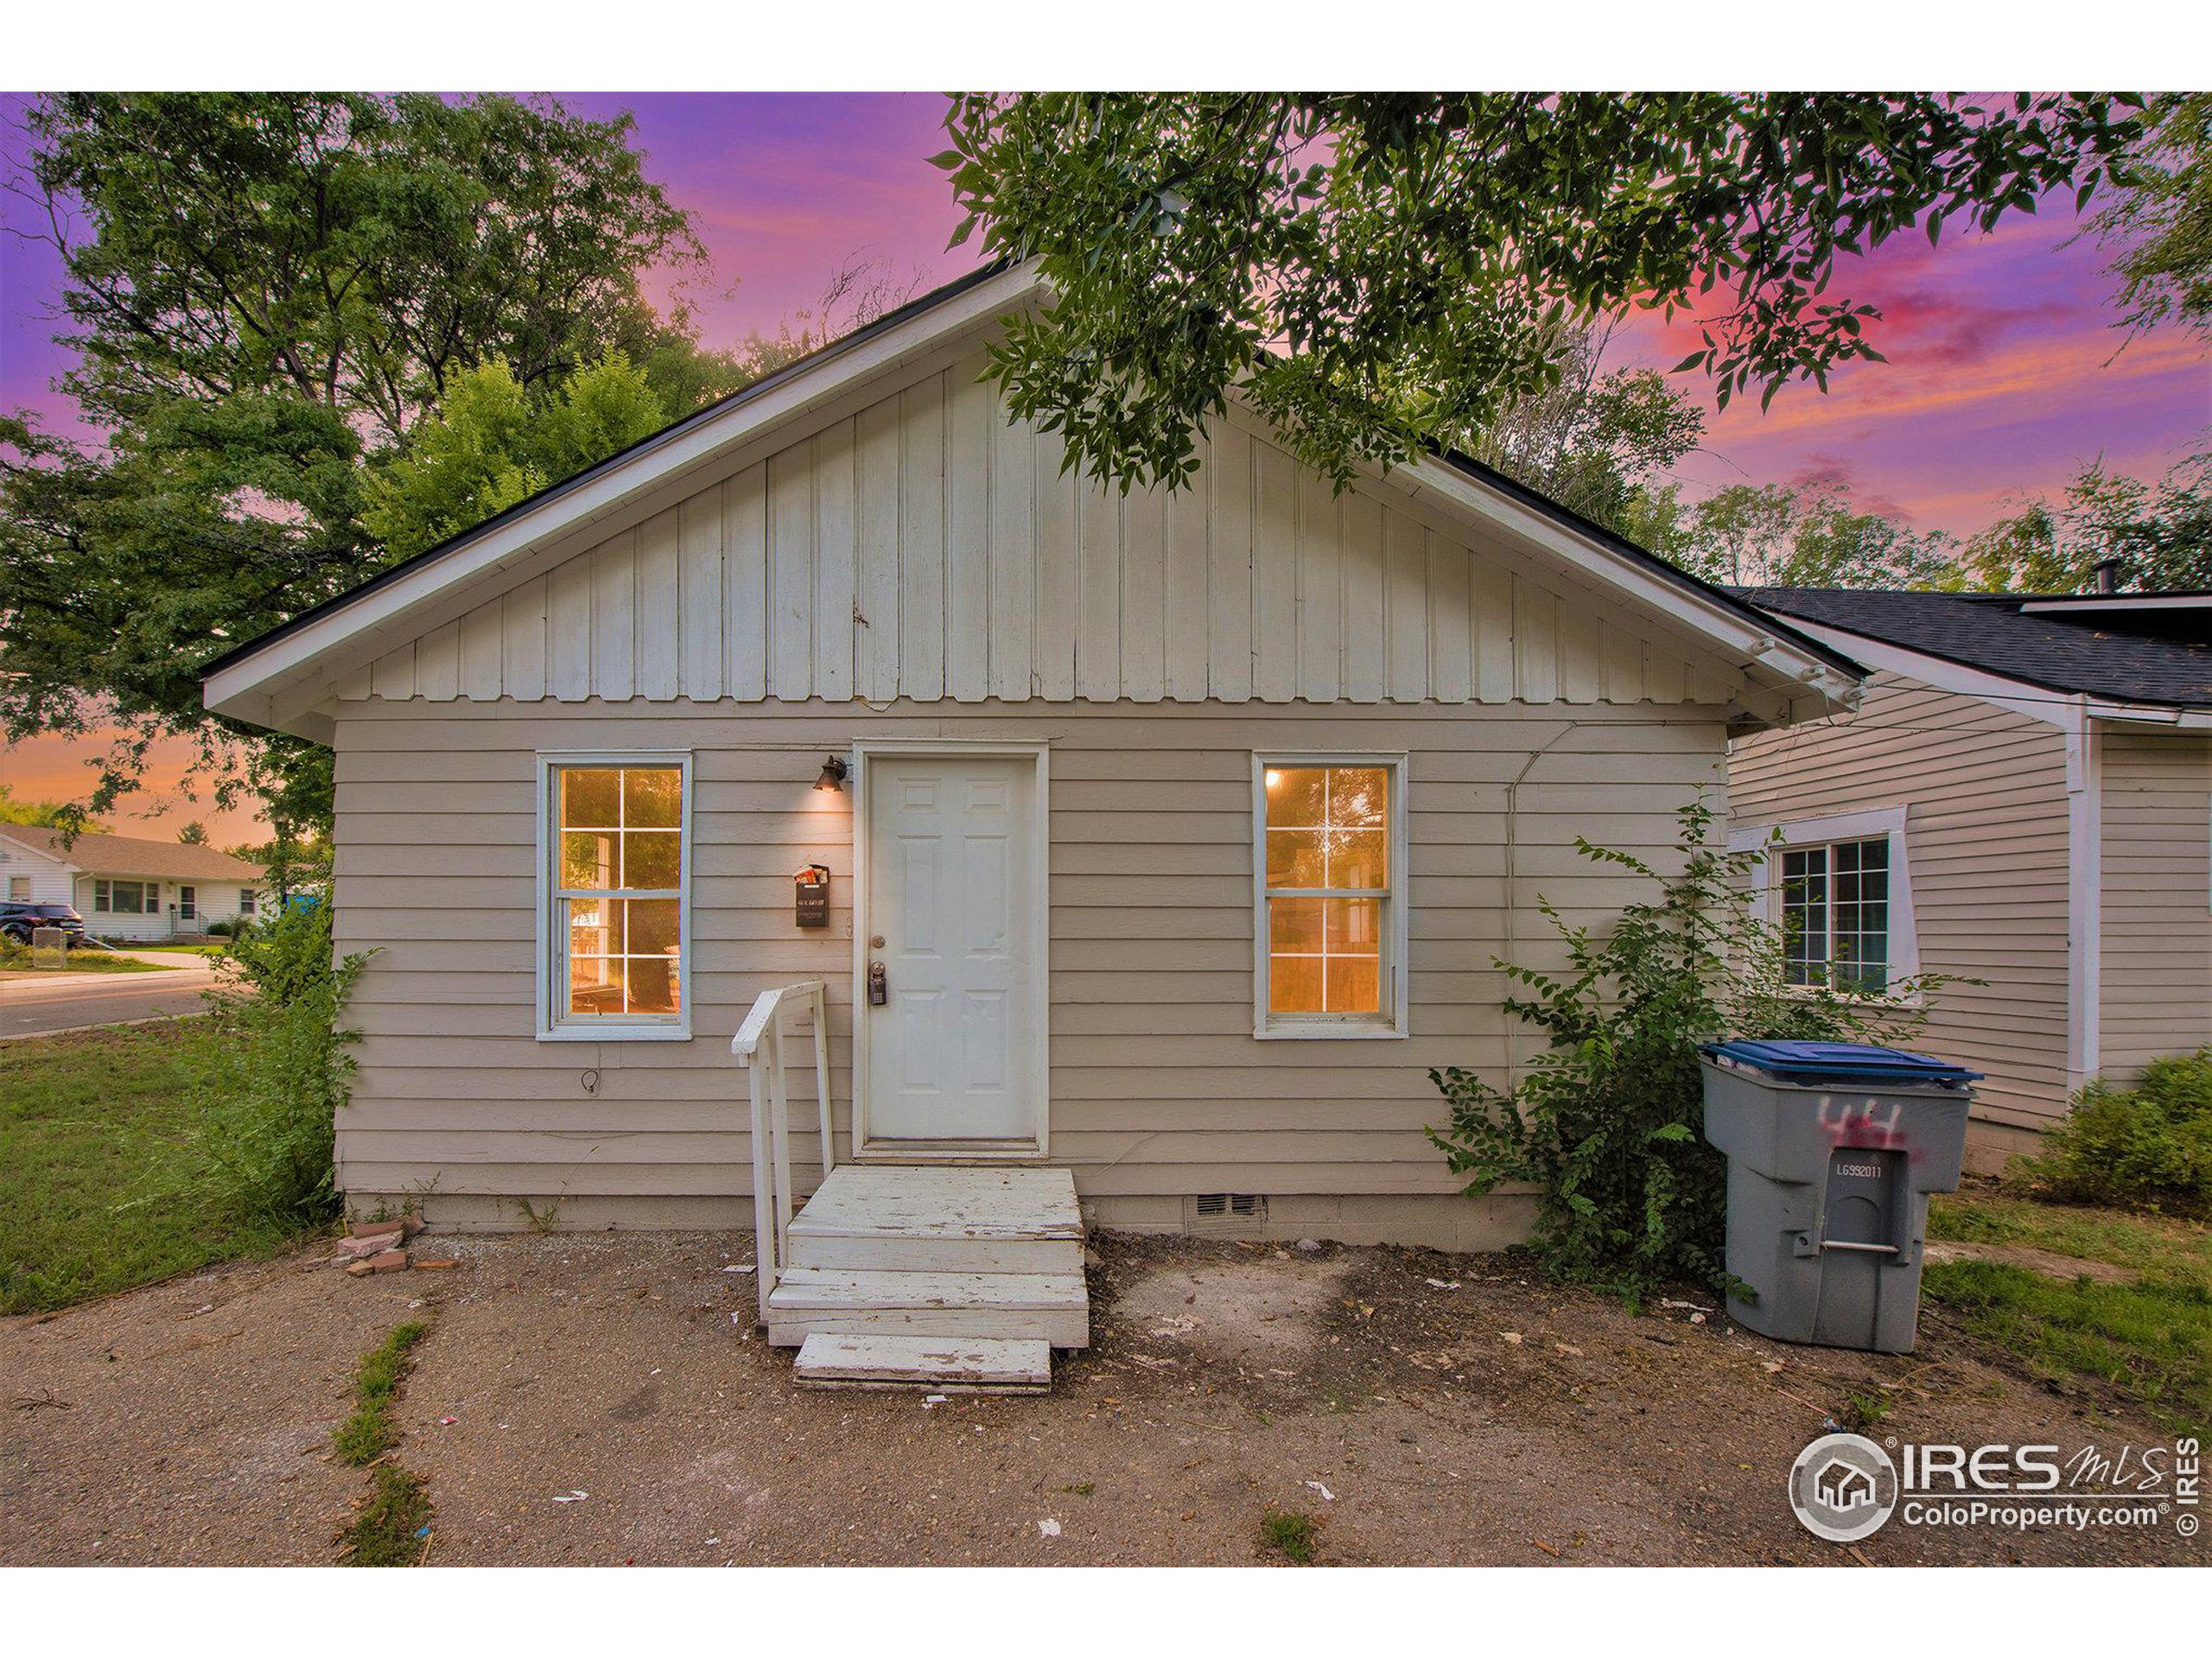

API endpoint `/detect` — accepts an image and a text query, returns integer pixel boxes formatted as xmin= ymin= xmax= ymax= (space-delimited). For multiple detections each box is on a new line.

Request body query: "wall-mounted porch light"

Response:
xmin=814 ymin=754 xmax=849 ymax=792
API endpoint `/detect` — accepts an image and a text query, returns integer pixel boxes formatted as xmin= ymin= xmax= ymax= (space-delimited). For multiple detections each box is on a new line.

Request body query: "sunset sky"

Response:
xmin=3 ymin=91 xmax=2208 ymax=842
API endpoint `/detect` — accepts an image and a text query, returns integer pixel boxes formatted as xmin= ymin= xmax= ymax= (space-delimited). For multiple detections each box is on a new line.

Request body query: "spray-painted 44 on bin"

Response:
xmin=1700 ymin=1040 xmax=1982 ymax=1354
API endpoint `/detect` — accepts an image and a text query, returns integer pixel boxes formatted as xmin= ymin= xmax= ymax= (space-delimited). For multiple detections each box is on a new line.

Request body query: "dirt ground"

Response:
xmin=3 ymin=1230 xmax=2202 ymax=1567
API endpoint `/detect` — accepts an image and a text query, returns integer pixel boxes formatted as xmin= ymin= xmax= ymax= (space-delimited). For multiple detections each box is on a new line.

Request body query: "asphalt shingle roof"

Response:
xmin=1734 ymin=588 xmax=2212 ymax=710
xmin=0 ymin=824 xmax=265 ymax=882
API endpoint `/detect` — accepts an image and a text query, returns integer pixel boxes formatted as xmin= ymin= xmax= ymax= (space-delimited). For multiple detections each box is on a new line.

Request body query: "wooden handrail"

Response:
xmin=730 ymin=981 xmax=832 ymax=1322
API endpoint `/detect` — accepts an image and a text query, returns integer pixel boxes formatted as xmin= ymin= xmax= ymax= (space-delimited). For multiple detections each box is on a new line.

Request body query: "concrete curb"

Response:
xmin=0 ymin=1009 xmax=213 ymax=1044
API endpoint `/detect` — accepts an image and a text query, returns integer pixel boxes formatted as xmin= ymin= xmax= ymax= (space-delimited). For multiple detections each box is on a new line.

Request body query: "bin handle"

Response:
xmin=1819 ymin=1239 xmax=1900 ymax=1255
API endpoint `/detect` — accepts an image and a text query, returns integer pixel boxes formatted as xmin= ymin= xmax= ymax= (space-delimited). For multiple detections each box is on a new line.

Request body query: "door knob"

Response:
xmin=867 ymin=960 xmax=888 ymax=1006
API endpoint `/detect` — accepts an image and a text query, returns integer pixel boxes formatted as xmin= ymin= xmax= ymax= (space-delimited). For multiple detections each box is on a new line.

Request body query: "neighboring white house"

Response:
xmin=0 ymin=824 xmax=266 ymax=942
xmin=1730 ymin=587 xmax=2212 ymax=1173
xmin=201 ymin=265 xmax=1862 ymax=1249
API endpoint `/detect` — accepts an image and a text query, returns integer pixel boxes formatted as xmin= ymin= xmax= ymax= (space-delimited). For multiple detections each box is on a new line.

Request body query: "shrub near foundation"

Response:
xmin=1428 ymin=798 xmax=1948 ymax=1303
xmin=2010 ymin=1049 xmax=2212 ymax=1217
xmin=200 ymin=901 xmax=369 ymax=1227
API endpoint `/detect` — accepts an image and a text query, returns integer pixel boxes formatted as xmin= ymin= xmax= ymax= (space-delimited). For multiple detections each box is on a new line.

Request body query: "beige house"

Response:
xmin=1731 ymin=587 xmax=2212 ymax=1172
xmin=0 ymin=824 xmax=265 ymax=942
xmin=201 ymin=268 xmax=1861 ymax=1376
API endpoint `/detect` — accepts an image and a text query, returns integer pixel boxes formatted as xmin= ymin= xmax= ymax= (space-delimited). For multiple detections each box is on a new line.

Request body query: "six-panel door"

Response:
xmin=863 ymin=753 xmax=1039 ymax=1144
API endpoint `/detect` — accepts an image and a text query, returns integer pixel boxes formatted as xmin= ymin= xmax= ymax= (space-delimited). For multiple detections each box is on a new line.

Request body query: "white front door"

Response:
xmin=861 ymin=750 xmax=1043 ymax=1147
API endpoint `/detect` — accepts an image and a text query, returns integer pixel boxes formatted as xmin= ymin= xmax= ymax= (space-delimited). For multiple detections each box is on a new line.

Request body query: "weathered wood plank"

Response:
xmin=945 ymin=365 xmax=993 ymax=702
xmin=899 ymin=377 xmax=946 ymax=700
xmin=1165 ymin=436 xmax=1211 ymax=702
xmin=769 ymin=443 xmax=815 ymax=698
xmin=1075 ymin=482 xmax=1120 ymax=701
xmin=416 ymin=620 xmax=461 ymax=702
xmin=636 ymin=507 xmax=682 ymax=701
xmin=1208 ymin=422 xmax=1255 ymax=701
xmin=813 ymin=416 xmax=857 ymax=701
xmin=1296 ymin=467 xmax=1341 ymax=702
xmin=726 ymin=468 xmax=770 ymax=699
xmin=677 ymin=492 xmax=724 ymax=701
xmin=592 ymin=532 xmax=636 ymax=700
xmin=1252 ymin=439 xmax=1297 ymax=702
xmin=1342 ymin=488 xmax=1387 ymax=703
xmin=854 ymin=398 xmax=903 ymax=702
xmin=1032 ymin=424 xmax=1078 ymax=700
xmin=988 ymin=384 xmax=1034 ymax=701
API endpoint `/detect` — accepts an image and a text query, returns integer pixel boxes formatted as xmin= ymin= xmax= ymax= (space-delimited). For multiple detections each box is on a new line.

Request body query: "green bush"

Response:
xmin=1427 ymin=798 xmax=1947 ymax=1302
xmin=206 ymin=918 xmax=234 ymax=938
xmin=2009 ymin=1050 xmax=2212 ymax=1217
xmin=199 ymin=900 xmax=369 ymax=1226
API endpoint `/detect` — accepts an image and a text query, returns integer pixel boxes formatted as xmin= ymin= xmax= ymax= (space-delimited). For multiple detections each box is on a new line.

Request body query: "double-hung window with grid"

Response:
xmin=1779 ymin=836 xmax=1891 ymax=994
xmin=1256 ymin=757 xmax=1407 ymax=1037
xmin=542 ymin=758 xmax=690 ymax=1039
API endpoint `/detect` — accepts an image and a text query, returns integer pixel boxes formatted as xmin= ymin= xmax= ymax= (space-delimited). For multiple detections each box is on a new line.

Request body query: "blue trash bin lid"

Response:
xmin=1700 ymin=1039 xmax=1982 ymax=1084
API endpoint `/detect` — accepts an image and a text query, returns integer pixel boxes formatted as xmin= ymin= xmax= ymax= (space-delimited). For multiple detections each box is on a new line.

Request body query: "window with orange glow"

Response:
xmin=1259 ymin=760 xmax=1401 ymax=1031
xmin=547 ymin=762 xmax=687 ymax=1033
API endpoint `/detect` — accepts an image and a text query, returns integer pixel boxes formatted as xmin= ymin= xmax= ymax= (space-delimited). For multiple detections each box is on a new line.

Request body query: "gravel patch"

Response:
xmin=3 ymin=1230 xmax=2202 ymax=1566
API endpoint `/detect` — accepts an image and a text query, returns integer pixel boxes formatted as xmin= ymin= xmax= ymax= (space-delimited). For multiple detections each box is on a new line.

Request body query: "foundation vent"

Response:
xmin=1185 ymin=1193 xmax=1267 ymax=1235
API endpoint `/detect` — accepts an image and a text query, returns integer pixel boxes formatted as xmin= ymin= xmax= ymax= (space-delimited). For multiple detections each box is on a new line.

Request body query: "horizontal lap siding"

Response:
xmin=333 ymin=696 xmax=1726 ymax=1206
xmin=1730 ymin=674 xmax=2074 ymax=1130
xmin=342 ymin=353 xmax=1741 ymax=715
xmin=2099 ymin=732 xmax=2212 ymax=1081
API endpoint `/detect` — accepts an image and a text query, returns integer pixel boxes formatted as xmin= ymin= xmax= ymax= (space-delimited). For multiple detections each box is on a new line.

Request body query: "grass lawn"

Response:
xmin=1926 ymin=1192 xmax=2212 ymax=1433
xmin=0 ymin=948 xmax=168 ymax=974
xmin=0 ymin=1021 xmax=303 ymax=1314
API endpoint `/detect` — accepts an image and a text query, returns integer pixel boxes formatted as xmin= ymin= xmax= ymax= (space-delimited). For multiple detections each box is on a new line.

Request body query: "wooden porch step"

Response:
xmin=793 ymin=1332 xmax=1052 ymax=1393
xmin=785 ymin=1165 xmax=1084 ymax=1274
xmin=765 ymin=1267 xmax=1090 ymax=1348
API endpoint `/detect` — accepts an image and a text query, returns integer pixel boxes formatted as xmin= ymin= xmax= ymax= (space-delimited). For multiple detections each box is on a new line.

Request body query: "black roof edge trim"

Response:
xmin=201 ymin=259 xmax=1020 ymax=682
xmin=1431 ymin=447 xmax=1867 ymax=683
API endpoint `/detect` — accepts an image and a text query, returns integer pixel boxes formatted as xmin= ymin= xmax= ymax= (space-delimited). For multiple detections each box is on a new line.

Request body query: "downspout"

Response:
xmin=2063 ymin=696 xmax=2102 ymax=1095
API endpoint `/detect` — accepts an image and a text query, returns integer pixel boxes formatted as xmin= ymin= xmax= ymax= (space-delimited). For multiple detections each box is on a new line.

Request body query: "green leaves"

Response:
xmin=2088 ymin=92 xmax=2212 ymax=338
xmin=364 ymin=354 xmax=670 ymax=563
xmin=2 ymin=92 xmax=732 ymax=830
xmin=1427 ymin=796 xmax=1947 ymax=1300
xmin=941 ymin=93 xmax=2140 ymax=492
xmin=1961 ymin=454 xmax=2212 ymax=593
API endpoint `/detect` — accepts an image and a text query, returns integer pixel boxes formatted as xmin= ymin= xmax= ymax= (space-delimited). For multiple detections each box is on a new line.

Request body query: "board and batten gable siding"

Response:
xmin=2098 ymin=730 xmax=2212 ymax=1082
xmin=1728 ymin=670 xmax=2075 ymax=1135
xmin=343 ymin=352 xmax=1741 ymax=716
xmin=330 ymin=696 xmax=1730 ymax=1232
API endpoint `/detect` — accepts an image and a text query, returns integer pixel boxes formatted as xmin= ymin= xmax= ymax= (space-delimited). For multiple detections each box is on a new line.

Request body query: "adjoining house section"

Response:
xmin=0 ymin=825 xmax=266 ymax=943
xmin=200 ymin=266 xmax=1861 ymax=1282
xmin=1729 ymin=587 xmax=2212 ymax=1172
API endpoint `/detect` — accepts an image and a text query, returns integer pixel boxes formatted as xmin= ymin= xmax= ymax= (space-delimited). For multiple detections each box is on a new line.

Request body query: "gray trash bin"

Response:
xmin=1700 ymin=1039 xmax=1980 ymax=1354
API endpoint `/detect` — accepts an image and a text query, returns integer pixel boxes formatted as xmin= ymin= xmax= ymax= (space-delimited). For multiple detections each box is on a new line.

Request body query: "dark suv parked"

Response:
xmin=0 ymin=902 xmax=87 ymax=945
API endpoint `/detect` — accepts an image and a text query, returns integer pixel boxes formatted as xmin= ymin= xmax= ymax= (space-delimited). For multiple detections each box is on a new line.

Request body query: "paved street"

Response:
xmin=0 ymin=962 xmax=219 ymax=1039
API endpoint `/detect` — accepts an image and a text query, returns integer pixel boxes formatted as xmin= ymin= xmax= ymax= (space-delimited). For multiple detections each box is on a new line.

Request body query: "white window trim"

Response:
xmin=93 ymin=877 xmax=159 ymax=916
xmin=1251 ymin=752 xmax=1411 ymax=1040
xmin=1728 ymin=804 xmax=1921 ymax=1001
xmin=535 ymin=750 xmax=695 ymax=1043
